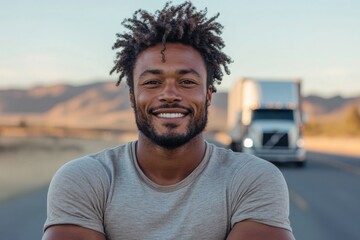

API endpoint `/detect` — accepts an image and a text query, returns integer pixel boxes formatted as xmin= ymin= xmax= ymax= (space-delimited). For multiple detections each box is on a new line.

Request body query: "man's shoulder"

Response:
xmin=210 ymin=144 xmax=280 ymax=179
xmin=87 ymin=141 xmax=131 ymax=163
xmin=55 ymin=142 xmax=132 ymax=179
xmin=211 ymin=144 xmax=268 ymax=167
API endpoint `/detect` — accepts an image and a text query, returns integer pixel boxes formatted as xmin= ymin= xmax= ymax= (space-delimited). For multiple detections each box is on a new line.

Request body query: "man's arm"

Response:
xmin=227 ymin=220 xmax=295 ymax=240
xmin=42 ymin=225 xmax=106 ymax=240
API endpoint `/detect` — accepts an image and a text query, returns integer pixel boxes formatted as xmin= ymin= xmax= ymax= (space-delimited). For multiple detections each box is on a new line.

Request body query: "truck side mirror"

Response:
xmin=302 ymin=112 xmax=308 ymax=123
xmin=237 ymin=112 xmax=242 ymax=124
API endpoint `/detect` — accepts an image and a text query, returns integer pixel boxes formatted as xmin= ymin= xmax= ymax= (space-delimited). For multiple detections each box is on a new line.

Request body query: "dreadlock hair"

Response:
xmin=110 ymin=1 xmax=232 ymax=93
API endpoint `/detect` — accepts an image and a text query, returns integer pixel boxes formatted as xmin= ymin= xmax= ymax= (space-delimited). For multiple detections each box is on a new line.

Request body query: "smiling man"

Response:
xmin=133 ymin=43 xmax=210 ymax=152
xmin=43 ymin=2 xmax=295 ymax=240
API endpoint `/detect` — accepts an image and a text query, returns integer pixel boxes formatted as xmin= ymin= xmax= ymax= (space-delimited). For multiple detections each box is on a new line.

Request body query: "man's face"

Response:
xmin=131 ymin=43 xmax=212 ymax=149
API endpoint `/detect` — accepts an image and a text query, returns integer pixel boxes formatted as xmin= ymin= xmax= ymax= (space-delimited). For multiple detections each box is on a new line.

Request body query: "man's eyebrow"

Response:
xmin=138 ymin=68 xmax=201 ymax=78
xmin=176 ymin=68 xmax=201 ymax=77
xmin=138 ymin=69 xmax=163 ymax=78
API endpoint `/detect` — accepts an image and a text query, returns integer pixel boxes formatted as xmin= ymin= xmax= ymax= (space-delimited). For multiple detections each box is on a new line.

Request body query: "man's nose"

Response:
xmin=158 ymin=82 xmax=182 ymax=102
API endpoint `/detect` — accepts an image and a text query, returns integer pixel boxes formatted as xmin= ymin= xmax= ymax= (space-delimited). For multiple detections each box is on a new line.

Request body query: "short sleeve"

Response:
xmin=230 ymin=159 xmax=292 ymax=231
xmin=44 ymin=157 xmax=110 ymax=234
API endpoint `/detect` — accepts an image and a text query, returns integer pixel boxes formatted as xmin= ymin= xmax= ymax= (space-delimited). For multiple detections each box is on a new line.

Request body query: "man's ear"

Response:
xmin=129 ymin=91 xmax=135 ymax=108
xmin=206 ymin=87 xmax=213 ymax=106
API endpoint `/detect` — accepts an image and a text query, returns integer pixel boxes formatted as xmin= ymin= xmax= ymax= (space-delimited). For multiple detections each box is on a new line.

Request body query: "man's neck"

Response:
xmin=135 ymin=133 xmax=207 ymax=185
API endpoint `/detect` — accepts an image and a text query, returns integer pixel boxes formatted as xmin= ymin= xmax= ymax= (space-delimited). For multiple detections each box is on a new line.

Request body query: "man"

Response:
xmin=43 ymin=2 xmax=295 ymax=239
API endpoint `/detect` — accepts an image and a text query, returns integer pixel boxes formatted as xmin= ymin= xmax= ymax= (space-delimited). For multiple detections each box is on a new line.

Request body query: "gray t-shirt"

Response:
xmin=44 ymin=141 xmax=291 ymax=239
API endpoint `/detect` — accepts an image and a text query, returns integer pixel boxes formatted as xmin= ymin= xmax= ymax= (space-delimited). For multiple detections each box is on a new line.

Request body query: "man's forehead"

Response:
xmin=133 ymin=44 xmax=206 ymax=75
xmin=137 ymin=68 xmax=202 ymax=78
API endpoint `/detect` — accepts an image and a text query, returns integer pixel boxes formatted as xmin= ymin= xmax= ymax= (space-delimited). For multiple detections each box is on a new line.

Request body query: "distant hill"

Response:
xmin=302 ymin=94 xmax=360 ymax=121
xmin=0 ymin=82 xmax=129 ymax=113
xmin=0 ymin=82 xmax=131 ymax=129
xmin=0 ymin=81 xmax=359 ymax=130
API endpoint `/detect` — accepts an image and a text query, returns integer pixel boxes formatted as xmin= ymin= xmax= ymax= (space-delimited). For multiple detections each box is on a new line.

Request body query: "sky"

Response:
xmin=0 ymin=0 xmax=359 ymax=97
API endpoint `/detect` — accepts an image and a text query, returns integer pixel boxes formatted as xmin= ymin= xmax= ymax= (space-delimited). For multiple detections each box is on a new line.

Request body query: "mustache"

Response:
xmin=149 ymin=104 xmax=192 ymax=114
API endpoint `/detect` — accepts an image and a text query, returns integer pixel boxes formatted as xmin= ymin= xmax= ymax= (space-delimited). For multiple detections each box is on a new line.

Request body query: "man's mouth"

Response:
xmin=157 ymin=113 xmax=185 ymax=118
xmin=150 ymin=105 xmax=191 ymax=119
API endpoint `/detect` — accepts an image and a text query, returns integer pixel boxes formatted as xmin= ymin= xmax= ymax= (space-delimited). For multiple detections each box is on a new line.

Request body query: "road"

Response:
xmin=281 ymin=151 xmax=360 ymax=240
xmin=1 ymin=151 xmax=360 ymax=240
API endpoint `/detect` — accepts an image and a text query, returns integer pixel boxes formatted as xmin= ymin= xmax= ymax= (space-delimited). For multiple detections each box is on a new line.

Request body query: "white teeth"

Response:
xmin=158 ymin=113 xmax=184 ymax=118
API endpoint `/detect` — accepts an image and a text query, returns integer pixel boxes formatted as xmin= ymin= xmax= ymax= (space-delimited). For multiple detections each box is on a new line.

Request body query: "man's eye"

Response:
xmin=180 ymin=79 xmax=196 ymax=85
xmin=144 ymin=80 xmax=161 ymax=85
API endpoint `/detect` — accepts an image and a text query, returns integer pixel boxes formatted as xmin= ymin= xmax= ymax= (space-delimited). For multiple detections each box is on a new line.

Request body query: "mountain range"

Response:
xmin=0 ymin=81 xmax=359 ymax=131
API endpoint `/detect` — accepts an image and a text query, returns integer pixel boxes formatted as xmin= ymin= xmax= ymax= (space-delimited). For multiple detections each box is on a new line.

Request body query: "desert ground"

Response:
xmin=0 ymin=134 xmax=359 ymax=202
xmin=0 ymin=134 xmax=137 ymax=202
xmin=303 ymin=136 xmax=360 ymax=157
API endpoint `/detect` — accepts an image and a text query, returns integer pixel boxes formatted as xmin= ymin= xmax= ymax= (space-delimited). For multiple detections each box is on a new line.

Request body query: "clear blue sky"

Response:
xmin=1 ymin=0 xmax=359 ymax=97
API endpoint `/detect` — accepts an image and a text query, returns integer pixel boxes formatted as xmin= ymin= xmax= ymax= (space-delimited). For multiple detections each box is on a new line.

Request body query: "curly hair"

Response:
xmin=110 ymin=1 xmax=232 ymax=93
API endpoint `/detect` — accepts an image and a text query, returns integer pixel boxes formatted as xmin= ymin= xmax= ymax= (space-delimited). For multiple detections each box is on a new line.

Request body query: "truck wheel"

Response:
xmin=230 ymin=142 xmax=237 ymax=151
xmin=295 ymin=161 xmax=306 ymax=168
xmin=230 ymin=142 xmax=242 ymax=152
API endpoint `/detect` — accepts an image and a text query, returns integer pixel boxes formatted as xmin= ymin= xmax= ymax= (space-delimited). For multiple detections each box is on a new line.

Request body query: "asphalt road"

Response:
xmin=1 ymin=151 xmax=360 ymax=240
xmin=281 ymin=151 xmax=360 ymax=240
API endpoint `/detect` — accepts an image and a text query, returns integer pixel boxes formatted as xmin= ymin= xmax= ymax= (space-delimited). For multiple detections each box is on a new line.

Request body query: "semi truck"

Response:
xmin=227 ymin=78 xmax=306 ymax=167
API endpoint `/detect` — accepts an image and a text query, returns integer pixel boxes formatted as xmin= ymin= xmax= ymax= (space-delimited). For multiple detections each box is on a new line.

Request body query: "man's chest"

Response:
xmin=103 ymin=181 xmax=230 ymax=239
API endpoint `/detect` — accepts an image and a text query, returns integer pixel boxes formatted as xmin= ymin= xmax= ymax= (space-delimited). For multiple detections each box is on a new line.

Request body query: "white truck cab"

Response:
xmin=228 ymin=78 xmax=307 ymax=167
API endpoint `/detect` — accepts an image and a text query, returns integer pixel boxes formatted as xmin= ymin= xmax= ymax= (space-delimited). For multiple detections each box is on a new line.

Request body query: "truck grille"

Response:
xmin=262 ymin=132 xmax=289 ymax=148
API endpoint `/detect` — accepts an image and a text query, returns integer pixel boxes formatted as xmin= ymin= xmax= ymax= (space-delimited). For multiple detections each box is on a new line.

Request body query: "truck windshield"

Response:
xmin=252 ymin=109 xmax=294 ymax=121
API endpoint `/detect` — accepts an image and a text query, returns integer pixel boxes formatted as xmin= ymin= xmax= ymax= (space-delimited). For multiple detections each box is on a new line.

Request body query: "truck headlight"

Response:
xmin=243 ymin=138 xmax=254 ymax=148
xmin=296 ymin=138 xmax=304 ymax=148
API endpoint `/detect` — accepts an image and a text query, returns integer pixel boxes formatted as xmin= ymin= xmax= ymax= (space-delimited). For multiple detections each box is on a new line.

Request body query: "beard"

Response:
xmin=133 ymin=101 xmax=209 ymax=150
